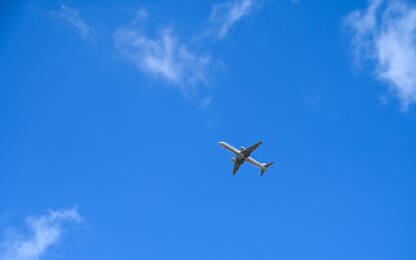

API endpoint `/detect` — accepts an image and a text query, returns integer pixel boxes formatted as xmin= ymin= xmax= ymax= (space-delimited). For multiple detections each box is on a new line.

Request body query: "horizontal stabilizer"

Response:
xmin=264 ymin=162 xmax=274 ymax=168
xmin=260 ymin=161 xmax=275 ymax=176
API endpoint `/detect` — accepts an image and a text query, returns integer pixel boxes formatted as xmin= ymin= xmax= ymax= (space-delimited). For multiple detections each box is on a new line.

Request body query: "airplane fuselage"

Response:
xmin=219 ymin=142 xmax=266 ymax=170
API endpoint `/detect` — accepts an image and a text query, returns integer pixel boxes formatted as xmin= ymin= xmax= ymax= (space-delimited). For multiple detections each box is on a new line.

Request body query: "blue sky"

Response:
xmin=1 ymin=0 xmax=416 ymax=259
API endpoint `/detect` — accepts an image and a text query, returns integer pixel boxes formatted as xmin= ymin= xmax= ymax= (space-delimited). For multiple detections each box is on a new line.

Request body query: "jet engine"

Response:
xmin=240 ymin=146 xmax=245 ymax=151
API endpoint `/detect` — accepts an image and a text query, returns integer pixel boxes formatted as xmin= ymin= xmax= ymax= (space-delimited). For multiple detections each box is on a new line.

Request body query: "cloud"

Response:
xmin=52 ymin=4 xmax=93 ymax=40
xmin=113 ymin=2 xmax=261 ymax=102
xmin=0 ymin=208 xmax=82 ymax=260
xmin=207 ymin=0 xmax=258 ymax=39
xmin=345 ymin=0 xmax=416 ymax=110
xmin=113 ymin=9 xmax=211 ymax=95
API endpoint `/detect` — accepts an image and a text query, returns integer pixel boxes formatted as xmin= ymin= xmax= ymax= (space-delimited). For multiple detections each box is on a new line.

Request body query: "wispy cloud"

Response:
xmin=207 ymin=0 xmax=258 ymax=39
xmin=52 ymin=4 xmax=93 ymax=40
xmin=345 ymin=0 xmax=416 ymax=110
xmin=0 ymin=208 xmax=82 ymax=260
xmin=113 ymin=9 xmax=212 ymax=96
xmin=113 ymin=2 xmax=260 ymax=105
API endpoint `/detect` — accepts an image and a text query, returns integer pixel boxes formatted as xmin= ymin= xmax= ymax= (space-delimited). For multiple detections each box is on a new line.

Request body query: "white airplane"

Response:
xmin=219 ymin=141 xmax=274 ymax=176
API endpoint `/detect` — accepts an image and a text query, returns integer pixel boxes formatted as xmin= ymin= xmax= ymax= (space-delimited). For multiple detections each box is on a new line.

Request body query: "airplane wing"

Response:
xmin=241 ymin=141 xmax=263 ymax=157
xmin=233 ymin=158 xmax=244 ymax=175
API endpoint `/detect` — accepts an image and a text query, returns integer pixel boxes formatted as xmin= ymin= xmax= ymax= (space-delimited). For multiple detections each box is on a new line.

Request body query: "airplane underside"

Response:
xmin=219 ymin=141 xmax=274 ymax=176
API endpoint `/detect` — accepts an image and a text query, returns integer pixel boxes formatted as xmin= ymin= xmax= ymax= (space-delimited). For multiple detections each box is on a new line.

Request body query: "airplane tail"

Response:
xmin=260 ymin=162 xmax=274 ymax=176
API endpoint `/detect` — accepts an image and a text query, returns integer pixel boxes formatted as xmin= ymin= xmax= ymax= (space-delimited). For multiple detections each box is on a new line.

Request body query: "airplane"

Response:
xmin=218 ymin=141 xmax=274 ymax=176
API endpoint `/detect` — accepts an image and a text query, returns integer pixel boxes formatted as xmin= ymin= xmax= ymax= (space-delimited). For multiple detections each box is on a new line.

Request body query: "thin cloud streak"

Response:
xmin=0 ymin=208 xmax=82 ymax=260
xmin=113 ymin=2 xmax=260 ymax=104
xmin=208 ymin=0 xmax=257 ymax=39
xmin=52 ymin=5 xmax=93 ymax=40
xmin=113 ymin=10 xmax=211 ymax=96
xmin=345 ymin=0 xmax=416 ymax=110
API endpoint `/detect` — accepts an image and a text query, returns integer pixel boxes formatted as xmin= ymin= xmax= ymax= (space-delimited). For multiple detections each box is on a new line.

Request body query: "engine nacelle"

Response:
xmin=240 ymin=146 xmax=245 ymax=151
xmin=230 ymin=157 xmax=236 ymax=162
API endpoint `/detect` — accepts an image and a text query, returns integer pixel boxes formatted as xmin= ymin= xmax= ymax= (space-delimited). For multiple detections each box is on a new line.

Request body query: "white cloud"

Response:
xmin=208 ymin=0 xmax=257 ymax=39
xmin=53 ymin=5 xmax=93 ymax=40
xmin=345 ymin=0 xmax=416 ymax=110
xmin=0 ymin=208 xmax=81 ymax=260
xmin=114 ymin=3 xmax=261 ymax=102
xmin=113 ymin=10 xmax=211 ymax=95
